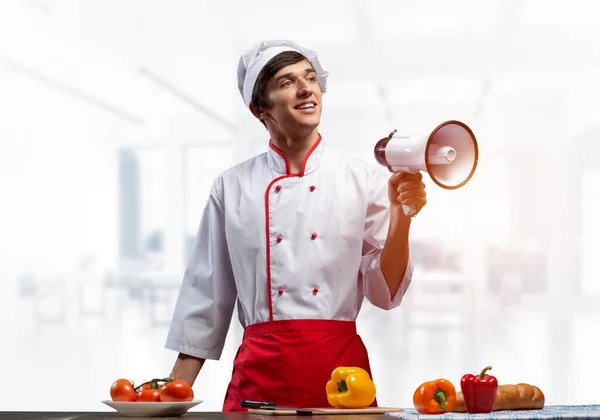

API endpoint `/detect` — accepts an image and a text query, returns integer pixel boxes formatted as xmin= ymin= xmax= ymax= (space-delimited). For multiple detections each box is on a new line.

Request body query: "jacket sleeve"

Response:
xmin=359 ymin=167 xmax=414 ymax=310
xmin=164 ymin=177 xmax=237 ymax=360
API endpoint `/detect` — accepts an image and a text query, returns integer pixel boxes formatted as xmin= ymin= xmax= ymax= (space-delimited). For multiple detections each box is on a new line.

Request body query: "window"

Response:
xmin=118 ymin=147 xmax=167 ymax=263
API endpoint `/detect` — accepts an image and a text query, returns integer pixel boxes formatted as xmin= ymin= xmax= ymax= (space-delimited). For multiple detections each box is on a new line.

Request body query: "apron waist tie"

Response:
xmin=243 ymin=319 xmax=357 ymax=338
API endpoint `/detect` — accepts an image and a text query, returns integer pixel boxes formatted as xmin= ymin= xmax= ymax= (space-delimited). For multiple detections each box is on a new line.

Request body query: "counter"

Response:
xmin=0 ymin=412 xmax=389 ymax=420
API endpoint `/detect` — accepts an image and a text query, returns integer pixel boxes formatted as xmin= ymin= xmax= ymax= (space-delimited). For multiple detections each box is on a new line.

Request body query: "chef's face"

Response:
xmin=261 ymin=59 xmax=322 ymax=136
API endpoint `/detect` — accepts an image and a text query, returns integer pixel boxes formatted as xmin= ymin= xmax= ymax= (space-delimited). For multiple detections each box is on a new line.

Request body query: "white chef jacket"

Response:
xmin=165 ymin=135 xmax=414 ymax=360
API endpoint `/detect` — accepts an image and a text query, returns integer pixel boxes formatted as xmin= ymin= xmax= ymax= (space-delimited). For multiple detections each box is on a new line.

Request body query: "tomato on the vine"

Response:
xmin=159 ymin=379 xmax=194 ymax=402
xmin=136 ymin=388 xmax=161 ymax=402
xmin=110 ymin=379 xmax=136 ymax=402
xmin=111 ymin=376 xmax=189 ymax=403
xmin=137 ymin=383 xmax=152 ymax=391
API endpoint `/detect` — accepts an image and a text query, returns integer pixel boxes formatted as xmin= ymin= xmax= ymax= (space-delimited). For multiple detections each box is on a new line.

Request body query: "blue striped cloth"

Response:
xmin=386 ymin=405 xmax=600 ymax=419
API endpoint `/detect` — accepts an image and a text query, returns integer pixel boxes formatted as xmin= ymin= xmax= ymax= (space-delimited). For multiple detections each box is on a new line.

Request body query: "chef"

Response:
xmin=164 ymin=39 xmax=427 ymax=411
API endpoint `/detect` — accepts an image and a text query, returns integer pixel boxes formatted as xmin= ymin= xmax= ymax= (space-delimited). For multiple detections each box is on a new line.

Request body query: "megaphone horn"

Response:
xmin=374 ymin=120 xmax=479 ymax=216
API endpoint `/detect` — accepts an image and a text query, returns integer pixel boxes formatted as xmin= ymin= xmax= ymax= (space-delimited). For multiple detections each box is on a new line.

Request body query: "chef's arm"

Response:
xmin=169 ymin=353 xmax=205 ymax=386
xmin=164 ymin=177 xmax=237 ymax=369
xmin=361 ymin=168 xmax=414 ymax=310
xmin=380 ymin=211 xmax=411 ymax=298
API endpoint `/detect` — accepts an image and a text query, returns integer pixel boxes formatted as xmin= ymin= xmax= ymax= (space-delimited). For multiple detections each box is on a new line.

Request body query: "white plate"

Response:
xmin=102 ymin=400 xmax=203 ymax=417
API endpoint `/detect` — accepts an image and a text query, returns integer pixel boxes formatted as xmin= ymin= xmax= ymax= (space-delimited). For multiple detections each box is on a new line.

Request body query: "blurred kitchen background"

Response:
xmin=1 ymin=0 xmax=599 ymax=412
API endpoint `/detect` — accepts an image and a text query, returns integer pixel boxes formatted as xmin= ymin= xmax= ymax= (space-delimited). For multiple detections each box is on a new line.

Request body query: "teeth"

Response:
xmin=297 ymin=103 xmax=314 ymax=110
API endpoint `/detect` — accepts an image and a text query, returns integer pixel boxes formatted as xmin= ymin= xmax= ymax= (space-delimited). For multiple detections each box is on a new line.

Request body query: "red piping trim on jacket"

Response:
xmin=264 ymin=134 xmax=322 ymax=321
xmin=268 ymin=134 xmax=322 ymax=176
xmin=265 ymin=175 xmax=294 ymax=321
xmin=300 ymin=136 xmax=321 ymax=176
xmin=269 ymin=143 xmax=292 ymax=175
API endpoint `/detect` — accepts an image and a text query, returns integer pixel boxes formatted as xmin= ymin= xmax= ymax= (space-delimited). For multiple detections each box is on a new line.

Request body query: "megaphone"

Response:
xmin=374 ymin=120 xmax=479 ymax=216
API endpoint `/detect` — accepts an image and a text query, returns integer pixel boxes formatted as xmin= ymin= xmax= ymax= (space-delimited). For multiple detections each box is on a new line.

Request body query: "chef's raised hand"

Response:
xmin=388 ymin=171 xmax=427 ymax=217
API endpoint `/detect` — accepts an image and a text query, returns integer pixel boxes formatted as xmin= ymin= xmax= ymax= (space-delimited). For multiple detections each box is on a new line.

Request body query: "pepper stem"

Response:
xmin=337 ymin=380 xmax=348 ymax=393
xmin=479 ymin=366 xmax=492 ymax=380
xmin=433 ymin=389 xmax=447 ymax=410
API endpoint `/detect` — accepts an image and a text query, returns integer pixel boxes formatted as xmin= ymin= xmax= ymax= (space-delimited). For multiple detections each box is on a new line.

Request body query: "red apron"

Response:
xmin=222 ymin=319 xmax=377 ymax=411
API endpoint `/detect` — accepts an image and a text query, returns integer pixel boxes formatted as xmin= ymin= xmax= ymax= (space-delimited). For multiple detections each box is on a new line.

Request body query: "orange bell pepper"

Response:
xmin=413 ymin=378 xmax=456 ymax=414
xmin=326 ymin=367 xmax=376 ymax=409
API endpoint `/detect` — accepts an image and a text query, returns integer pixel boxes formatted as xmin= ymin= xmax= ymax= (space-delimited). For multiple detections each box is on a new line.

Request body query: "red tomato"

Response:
xmin=137 ymin=388 xmax=161 ymax=402
xmin=159 ymin=379 xmax=194 ymax=402
xmin=110 ymin=379 xmax=136 ymax=402
xmin=137 ymin=383 xmax=152 ymax=391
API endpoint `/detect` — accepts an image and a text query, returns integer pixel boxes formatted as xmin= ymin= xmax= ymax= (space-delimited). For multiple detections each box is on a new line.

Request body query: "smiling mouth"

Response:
xmin=294 ymin=102 xmax=316 ymax=110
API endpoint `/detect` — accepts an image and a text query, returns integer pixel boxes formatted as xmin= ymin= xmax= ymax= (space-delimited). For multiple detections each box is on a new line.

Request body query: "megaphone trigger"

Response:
xmin=402 ymin=203 xmax=417 ymax=218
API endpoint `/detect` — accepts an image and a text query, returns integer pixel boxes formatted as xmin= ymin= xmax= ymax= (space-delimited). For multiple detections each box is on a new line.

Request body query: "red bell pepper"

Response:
xmin=460 ymin=366 xmax=498 ymax=413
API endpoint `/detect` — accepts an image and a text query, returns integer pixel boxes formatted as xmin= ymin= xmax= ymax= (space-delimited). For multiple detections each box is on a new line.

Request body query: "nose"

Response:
xmin=297 ymin=78 xmax=313 ymax=97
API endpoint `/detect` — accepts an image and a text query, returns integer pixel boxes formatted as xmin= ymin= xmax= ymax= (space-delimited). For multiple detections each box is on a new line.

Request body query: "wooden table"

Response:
xmin=0 ymin=412 xmax=391 ymax=420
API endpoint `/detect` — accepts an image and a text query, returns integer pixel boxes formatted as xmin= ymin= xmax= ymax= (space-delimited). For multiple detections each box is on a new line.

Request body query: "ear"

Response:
xmin=249 ymin=103 xmax=266 ymax=121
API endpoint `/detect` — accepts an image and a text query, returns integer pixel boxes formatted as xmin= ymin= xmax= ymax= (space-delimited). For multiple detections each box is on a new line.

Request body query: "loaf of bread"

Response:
xmin=452 ymin=383 xmax=545 ymax=412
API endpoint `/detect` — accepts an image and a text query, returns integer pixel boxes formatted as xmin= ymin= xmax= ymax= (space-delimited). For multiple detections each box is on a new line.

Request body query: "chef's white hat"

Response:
xmin=237 ymin=39 xmax=329 ymax=107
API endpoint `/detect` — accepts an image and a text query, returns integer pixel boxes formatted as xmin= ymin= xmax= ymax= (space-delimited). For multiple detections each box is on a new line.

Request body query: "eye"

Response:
xmin=280 ymin=80 xmax=292 ymax=88
xmin=307 ymin=76 xmax=316 ymax=83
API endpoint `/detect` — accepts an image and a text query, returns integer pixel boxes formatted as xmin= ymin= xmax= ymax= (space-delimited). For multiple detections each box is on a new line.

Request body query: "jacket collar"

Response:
xmin=267 ymin=134 xmax=325 ymax=176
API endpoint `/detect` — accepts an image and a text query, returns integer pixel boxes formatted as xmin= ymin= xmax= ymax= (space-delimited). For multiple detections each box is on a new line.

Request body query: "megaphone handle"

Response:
xmin=402 ymin=203 xmax=417 ymax=217
xmin=396 ymin=169 xmax=419 ymax=217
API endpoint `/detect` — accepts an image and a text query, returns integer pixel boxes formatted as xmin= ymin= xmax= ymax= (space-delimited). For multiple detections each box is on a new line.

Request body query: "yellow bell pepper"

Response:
xmin=326 ymin=367 xmax=377 ymax=409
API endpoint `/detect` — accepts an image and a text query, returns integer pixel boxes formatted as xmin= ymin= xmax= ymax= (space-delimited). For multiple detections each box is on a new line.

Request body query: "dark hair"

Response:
xmin=251 ymin=51 xmax=310 ymax=126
